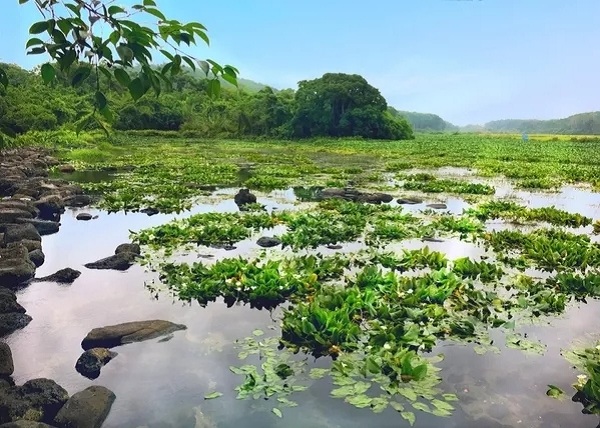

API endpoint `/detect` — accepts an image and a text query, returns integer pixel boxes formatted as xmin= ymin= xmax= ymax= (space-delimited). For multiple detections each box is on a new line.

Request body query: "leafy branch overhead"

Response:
xmin=10 ymin=0 xmax=238 ymax=123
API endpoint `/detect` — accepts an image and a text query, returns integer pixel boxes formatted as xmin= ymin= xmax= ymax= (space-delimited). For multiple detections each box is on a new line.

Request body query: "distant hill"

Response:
xmin=388 ymin=107 xmax=457 ymax=132
xmin=483 ymin=112 xmax=600 ymax=135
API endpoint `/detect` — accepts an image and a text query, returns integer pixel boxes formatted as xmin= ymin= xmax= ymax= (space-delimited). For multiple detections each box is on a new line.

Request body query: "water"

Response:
xmin=5 ymin=184 xmax=600 ymax=427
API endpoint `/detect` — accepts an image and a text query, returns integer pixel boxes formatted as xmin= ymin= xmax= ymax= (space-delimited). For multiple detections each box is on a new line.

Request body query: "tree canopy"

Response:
xmin=292 ymin=73 xmax=413 ymax=140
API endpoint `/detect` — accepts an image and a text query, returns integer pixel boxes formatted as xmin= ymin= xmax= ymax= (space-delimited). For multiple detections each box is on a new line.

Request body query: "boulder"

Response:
xmin=11 ymin=240 xmax=41 ymax=252
xmin=0 ymin=201 xmax=38 ymax=217
xmin=0 ymin=209 xmax=33 ymax=224
xmin=114 ymin=243 xmax=141 ymax=256
xmin=14 ymin=219 xmax=59 ymax=236
xmin=84 ymin=252 xmax=137 ymax=271
xmin=0 ymin=288 xmax=26 ymax=314
xmin=256 ymin=237 xmax=282 ymax=248
xmin=33 ymin=196 xmax=64 ymax=220
xmin=356 ymin=192 xmax=394 ymax=204
xmin=0 ymin=342 xmax=14 ymax=377
xmin=426 ymin=203 xmax=448 ymax=210
xmin=57 ymin=164 xmax=75 ymax=173
xmin=63 ymin=194 xmax=91 ymax=208
xmin=0 ymin=314 xmax=33 ymax=337
xmin=75 ymin=348 xmax=117 ymax=379
xmin=0 ymin=378 xmax=68 ymax=424
xmin=2 ymin=224 xmax=41 ymax=244
xmin=28 ymin=250 xmax=45 ymax=268
xmin=0 ymin=245 xmax=36 ymax=289
xmin=397 ymin=197 xmax=423 ymax=205
xmin=81 ymin=320 xmax=187 ymax=350
xmin=139 ymin=207 xmax=159 ymax=216
xmin=54 ymin=386 xmax=115 ymax=428
xmin=34 ymin=268 xmax=81 ymax=284
xmin=234 ymin=189 xmax=257 ymax=207
xmin=0 ymin=421 xmax=55 ymax=427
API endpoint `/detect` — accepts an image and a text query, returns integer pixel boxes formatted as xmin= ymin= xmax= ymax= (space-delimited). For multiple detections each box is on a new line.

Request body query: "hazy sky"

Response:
xmin=2 ymin=0 xmax=599 ymax=125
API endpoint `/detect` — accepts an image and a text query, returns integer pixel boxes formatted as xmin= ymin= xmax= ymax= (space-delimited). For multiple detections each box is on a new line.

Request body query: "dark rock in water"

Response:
xmin=326 ymin=244 xmax=343 ymax=250
xmin=0 ymin=422 xmax=55 ymax=427
xmin=84 ymin=252 xmax=137 ymax=271
xmin=397 ymin=197 xmax=423 ymax=205
xmin=140 ymin=207 xmax=159 ymax=216
xmin=0 ymin=288 xmax=26 ymax=314
xmin=75 ymin=348 xmax=117 ymax=380
xmin=33 ymin=196 xmax=64 ymax=220
xmin=0 ymin=378 xmax=69 ymax=424
xmin=57 ymin=164 xmax=75 ymax=173
xmin=234 ymin=189 xmax=257 ymax=207
xmin=356 ymin=192 xmax=394 ymax=204
xmin=210 ymin=244 xmax=237 ymax=251
xmin=0 ymin=245 xmax=36 ymax=289
xmin=15 ymin=219 xmax=59 ymax=236
xmin=256 ymin=236 xmax=282 ymax=248
xmin=34 ymin=268 xmax=81 ymax=284
xmin=10 ymin=240 xmax=41 ymax=252
xmin=0 ymin=208 xmax=33 ymax=223
xmin=76 ymin=213 xmax=93 ymax=221
xmin=421 ymin=237 xmax=444 ymax=243
xmin=114 ymin=243 xmax=141 ymax=256
xmin=0 ymin=342 xmax=14 ymax=377
xmin=28 ymin=250 xmax=45 ymax=268
xmin=2 ymin=223 xmax=41 ymax=244
xmin=0 ymin=313 xmax=32 ymax=337
xmin=53 ymin=386 xmax=116 ymax=428
xmin=81 ymin=320 xmax=187 ymax=350
xmin=63 ymin=194 xmax=91 ymax=208
xmin=426 ymin=203 xmax=448 ymax=210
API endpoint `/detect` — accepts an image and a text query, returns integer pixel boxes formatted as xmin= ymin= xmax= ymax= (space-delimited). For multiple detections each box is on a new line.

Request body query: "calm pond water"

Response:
xmin=5 ymin=182 xmax=600 ymax=427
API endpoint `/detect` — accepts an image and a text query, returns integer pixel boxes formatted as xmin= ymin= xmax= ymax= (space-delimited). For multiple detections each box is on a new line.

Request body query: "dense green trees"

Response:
xmin=0 ymin=65 xmax=415 ymax=140
xmin=484 ymin=113 xmax=600 ymax=135
xmin=389 ymin=108 xmax=457 ymax=133
xmin=292 ymin=73 xmax=413 ymax=140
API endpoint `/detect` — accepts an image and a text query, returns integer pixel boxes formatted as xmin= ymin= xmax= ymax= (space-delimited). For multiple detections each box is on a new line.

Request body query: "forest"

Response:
xmin=0 ymin=62 xmax=414 ymax=141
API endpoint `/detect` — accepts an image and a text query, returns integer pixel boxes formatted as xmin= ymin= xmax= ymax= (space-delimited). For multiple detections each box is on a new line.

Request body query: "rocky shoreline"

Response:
xmin=0 ymin=148 xmax=188 ymax=427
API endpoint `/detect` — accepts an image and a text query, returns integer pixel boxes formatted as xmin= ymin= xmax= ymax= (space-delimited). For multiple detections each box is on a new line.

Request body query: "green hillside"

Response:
xmin=484 ymin=112 xmax=600 ymax=135
xmin=388 ymin=107 xmax=457 ymax=132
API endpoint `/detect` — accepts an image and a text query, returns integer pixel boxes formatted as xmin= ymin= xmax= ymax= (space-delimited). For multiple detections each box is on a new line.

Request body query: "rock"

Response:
xmin=28 ymin=250 xmax=45 ymax=268
xmin=0 ymin=342 xmax=14 ymax=377
xmin=57 ymin=164 xmax=75 ymax=173
xmin=2 ymin=224 xmax=41 ymax=244
xmin=210 ymin=244 xmax=237 ymax=251
xmin=33 ymin=196 xmax=64 ymax=220
xmin=421 ymin=237 xmax=444 ymax=243
xmin=0 ymin=421 xmax=55 ymax=427
xmin=0 ymin=209 xmax=33 ymax=223
xmin=234 ymin=189 xmax=257 ymax=207
xmin=63 ymin=194 xmax=91 ymax=208
xmin=256 ymin=237 xmax=281 ymax=248
xmin=75 ymin=348 xmax=117 ymax=379
xmin=54 ymin=386 xmax=115 ymax=428
xmin=11 ymin=240 xmax=41 ymax=252
xmin=14 ymin=219 xmax=59 ymax=236
xmin=0 ymin=378 xmax=69 ymax=424
xmin=84 ymin=253 xmax=137 ymax=271
xmin=426 ymin=203 xmax=448 ymax=210
xmin=75 ymin=213 xmax=93 ymax=221
xmin=326 ymin=244 xmax=343 ymax=250
xmin=0 ymin=245 xmax=36 ymax=289
xmin=34 ymin=268 xmax=81 ymax=284
xmin=114 ymin=243 xmax=141 ymax=256
xmin=140 ymin=207 xmax=159 ymax=216
xmin=0 ymin=201 xmax=38 ymax=217
xmin=0 ymin=288 xmax=26 ymax=314
xmin=356 ymin=192 xmax=394 ymax=204
xmin=0 ymin=313 xmax=32 ymax=337
xmin=397 ymin=197 xmax=423 ymax=205
xmin=81 ymin=320 xmax=187 ymax=350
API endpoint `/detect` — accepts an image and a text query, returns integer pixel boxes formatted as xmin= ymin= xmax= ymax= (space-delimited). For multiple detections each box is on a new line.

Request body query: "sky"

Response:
xmin=1 ymin=0 xmax=600 ymax=126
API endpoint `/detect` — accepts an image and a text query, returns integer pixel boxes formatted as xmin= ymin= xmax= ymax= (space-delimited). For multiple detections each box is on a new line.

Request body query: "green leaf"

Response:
xmin=345 ymin=394 xmax=372 ymax=408
xmin=412 ymin=402 xmax=431 ymax=413
xmin=71 ymin=66 xmax=91 ymax=87
xmin=198 ymin=60 xmax=209 ymax=76
xmin=442 ymin=393 xmax=459 ymax=401
xmin=40 ymin=63 xmax=55 ymax=84
xmin=144 ymin=8 xmax=166 ymax=21
xmin=114 ymin=68 xmax=131 ymax=87
xmin=95 ymin=91 xmax=107 ymax=110
xmin=26 ymin=38 xmax=44 ymax=48
xmin=207 ymin=79 xmax=220 ymax=97
xmin=29 ymin=21 xmax=49 ymax=34
xmin=309 ymin=368 xmax=329 ymax=379
xmin=272 ymin=408 xmax=282 ymax=418
xmin=401 ymin=411 xmax=416 ymax=426
xmin=252 ymin=329 xmax=264 ymax=337
xmin=128 ymin=78 xmax=147 ymax=101
xmin=398 ymin=387 xmax=418 ymax=402
xmin=143 ymin=0 xmax=157 ymax=5
xmin=390 ymin=401 xmax=405 ymax=412
xmin=108 ymin=5 xmax=126 ymax=15
xmin=204 ymin=391 xmax=223 ymax=400
xmin=546 ymin=384 xmax=565 ymax=399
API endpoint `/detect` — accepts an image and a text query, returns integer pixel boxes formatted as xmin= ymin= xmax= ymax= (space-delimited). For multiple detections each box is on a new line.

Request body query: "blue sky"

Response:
xmin=2 ymin=0 xmax=600 ymax=125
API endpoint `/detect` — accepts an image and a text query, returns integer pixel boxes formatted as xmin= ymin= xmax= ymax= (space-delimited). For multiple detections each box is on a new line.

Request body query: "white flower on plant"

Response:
xmin=577 ymin=374 xmax=588 ymax=387
xmin=383 ymin=342 xmax=391 ymax=350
